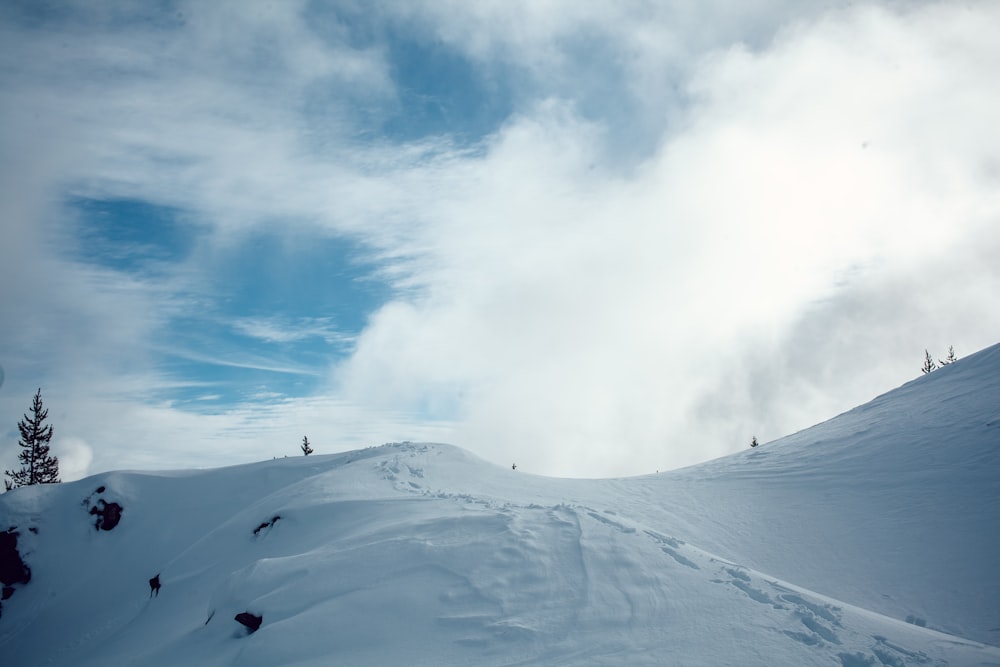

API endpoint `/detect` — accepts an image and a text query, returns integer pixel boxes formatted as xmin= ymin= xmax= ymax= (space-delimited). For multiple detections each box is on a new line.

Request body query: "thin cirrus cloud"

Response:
xmin=0 ymin=1 xmax=997 ymax=480
xmin=230 ymin=317 xmax=353 ymax=346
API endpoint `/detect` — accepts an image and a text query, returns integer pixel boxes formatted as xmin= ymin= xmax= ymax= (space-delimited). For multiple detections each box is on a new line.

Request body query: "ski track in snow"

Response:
xmin=364 ymin=442 xmax=998 ymax=665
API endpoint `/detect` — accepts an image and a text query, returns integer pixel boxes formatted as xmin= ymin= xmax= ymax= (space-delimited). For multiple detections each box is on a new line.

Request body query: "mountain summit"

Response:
xmin=2 ymin=344 xmax=999 ymax=666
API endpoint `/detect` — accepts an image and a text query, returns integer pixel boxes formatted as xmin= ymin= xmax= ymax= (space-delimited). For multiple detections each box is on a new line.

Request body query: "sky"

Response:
xmin=1 ymin=0 xmax=998 ymax=481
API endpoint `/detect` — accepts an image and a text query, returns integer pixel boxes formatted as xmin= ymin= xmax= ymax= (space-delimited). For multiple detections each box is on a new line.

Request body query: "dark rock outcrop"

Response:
xmin=0 ymin=529 xmax=31 ymax=587
xmin=0 ymin=528 xmax=31 ymax=619
xmin=83 ymin=486 xmax=123 ymax=532
xmin=90 ymin=499 xmax=123 ymax=531
xmin=252 ymin=516 xmax=281 ymax=536
xmin=235 ymin=611 xmax=263 ymax=633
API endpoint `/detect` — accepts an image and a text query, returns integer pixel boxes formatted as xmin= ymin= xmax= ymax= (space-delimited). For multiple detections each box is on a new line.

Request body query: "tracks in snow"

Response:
xmin=368 ymin=445 xmax=995 ymax=665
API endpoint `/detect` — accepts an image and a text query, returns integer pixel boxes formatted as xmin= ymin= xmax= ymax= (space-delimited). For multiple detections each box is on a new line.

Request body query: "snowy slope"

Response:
xmin=1 ymin=344 xmax=998 ymax=666
xmin=640 ymin=341 xmax=1000 ymax=647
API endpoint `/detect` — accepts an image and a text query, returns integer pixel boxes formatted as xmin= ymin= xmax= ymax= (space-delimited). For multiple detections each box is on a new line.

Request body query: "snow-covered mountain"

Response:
xmin=2 ymin=344 xmax=998 ymax=666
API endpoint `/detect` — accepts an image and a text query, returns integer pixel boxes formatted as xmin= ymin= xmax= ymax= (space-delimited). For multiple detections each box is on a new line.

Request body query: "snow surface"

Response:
xmin=1 ymin=343 xmax=999 ymax=666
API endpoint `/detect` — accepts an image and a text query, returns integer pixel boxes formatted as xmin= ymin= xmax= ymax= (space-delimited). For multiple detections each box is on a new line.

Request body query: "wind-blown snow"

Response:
xmin=1 ymin=344 xmax=999 ymax=666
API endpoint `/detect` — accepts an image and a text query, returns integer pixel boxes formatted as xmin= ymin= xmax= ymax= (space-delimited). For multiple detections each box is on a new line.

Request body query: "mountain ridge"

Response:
xmin=1 ymin=344 xmax=998 ymax=665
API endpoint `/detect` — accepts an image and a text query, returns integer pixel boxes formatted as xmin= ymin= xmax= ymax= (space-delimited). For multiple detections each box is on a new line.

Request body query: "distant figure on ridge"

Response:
xmin=512 ymin=463 xmax=517 ymax=470
xmin=149 ymin=574 xmax=161 ymax=598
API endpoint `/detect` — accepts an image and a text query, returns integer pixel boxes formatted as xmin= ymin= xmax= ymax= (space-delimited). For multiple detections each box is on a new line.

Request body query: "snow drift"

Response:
xmin=1 ymin=343 xmax=998 ymax=666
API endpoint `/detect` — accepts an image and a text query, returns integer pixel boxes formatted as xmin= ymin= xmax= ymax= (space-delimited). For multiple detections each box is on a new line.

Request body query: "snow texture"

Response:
xmin=1 ymin=343 xmax=999 ymax=665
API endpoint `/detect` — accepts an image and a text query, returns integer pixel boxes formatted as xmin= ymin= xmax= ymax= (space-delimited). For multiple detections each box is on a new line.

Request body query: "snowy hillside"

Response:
xmin=1 ymin=345 xmax=999 ymax=666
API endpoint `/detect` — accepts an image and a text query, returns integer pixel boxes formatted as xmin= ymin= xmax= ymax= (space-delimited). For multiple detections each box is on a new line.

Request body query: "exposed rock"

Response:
xmin=0 ymin=528 xmax=31 ymax=618
xmin=90 ymin=500 xmax=124 ymax=531
xmin=252 ymin=516 xmax=281 ymax=536
xmin=0 ymin=529 xmax=31 ymax=587
xmin=83 ymin=487 xmax=123 ymax=531
xmin=235 ymin=611 xmax=263 ymax=633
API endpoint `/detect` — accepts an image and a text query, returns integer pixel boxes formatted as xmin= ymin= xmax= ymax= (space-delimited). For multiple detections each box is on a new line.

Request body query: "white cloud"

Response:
xmin=53 ymin=436 xmax=94 ymax=482
xmin=230 ymin=316 xmax=353 ymax=346
xmin=330 ymin=2 xmax=1000 ymax=476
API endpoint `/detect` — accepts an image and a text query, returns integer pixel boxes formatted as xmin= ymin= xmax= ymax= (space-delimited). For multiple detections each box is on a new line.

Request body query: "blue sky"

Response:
xmin=2 ymin=0 xmax=999 ymax=480
xmin=69 ymin=195 xmax=387 ymax=408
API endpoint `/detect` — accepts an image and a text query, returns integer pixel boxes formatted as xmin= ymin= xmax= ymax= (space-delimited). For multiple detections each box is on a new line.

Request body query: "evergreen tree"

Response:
xmin=4 ymin=388 xmax=60 ymax=490
xmin=301 ymin=436 xmax=313 ymax=456
xmin=939 ymin=345 xmax=957 ymax=366
xmin=921 ymin=350 xmax=937 ymax=374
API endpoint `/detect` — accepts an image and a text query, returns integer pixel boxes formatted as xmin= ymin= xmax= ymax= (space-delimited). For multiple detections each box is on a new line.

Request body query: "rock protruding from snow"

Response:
xmin=89 ymin=500 xmax=123 ymax=531
xmin=234 ymin=612 xmax=262 ymax=634
xmin=84 ymin=487 xmax=123 ymax=531
xmin=252 ymin=516 xmax=280 ymax=537
xmin=0 ymin=528 xmax=31 ymax=620
xmin=0 ymin=529 xmax=30 ymax=587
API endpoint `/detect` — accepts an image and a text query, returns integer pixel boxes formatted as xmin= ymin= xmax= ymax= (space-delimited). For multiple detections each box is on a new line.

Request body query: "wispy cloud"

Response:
xmin=230 ymin=316 xmax=354 ymax=345
xmin=152 ymin=345 xmax=324 ymax=378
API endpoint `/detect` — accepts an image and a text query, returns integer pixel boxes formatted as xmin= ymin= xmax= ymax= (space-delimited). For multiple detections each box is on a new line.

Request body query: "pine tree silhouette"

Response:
xmin=4 ymin=388 xmax=60 ymax=490
xmin=921 ymin=350 xmax=937 ymax=374
xmin=939 ymin=346 xmax=958 ymax=366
